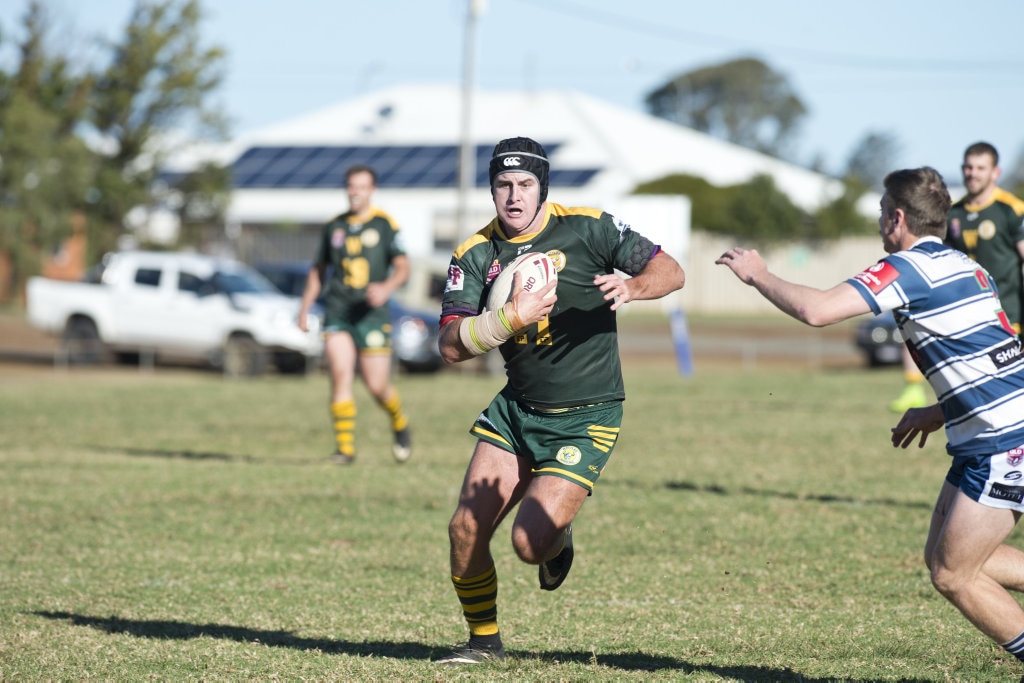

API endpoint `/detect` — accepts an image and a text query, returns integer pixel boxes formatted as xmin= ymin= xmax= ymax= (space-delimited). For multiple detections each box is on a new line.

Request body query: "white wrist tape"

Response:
xmin=458 ymin=303 xmax=524 ymax=356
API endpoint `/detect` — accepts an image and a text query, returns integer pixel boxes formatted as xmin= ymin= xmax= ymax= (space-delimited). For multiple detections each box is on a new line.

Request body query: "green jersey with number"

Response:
xmin=313 ymin=207 xmax=405 ymax=319
xmin=441 ymin=202 xmax=659 ymax=409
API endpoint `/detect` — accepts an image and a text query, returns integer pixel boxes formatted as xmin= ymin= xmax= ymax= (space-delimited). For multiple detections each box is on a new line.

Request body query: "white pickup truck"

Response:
xmin=26 ymin=250 xmax=323 ymax=376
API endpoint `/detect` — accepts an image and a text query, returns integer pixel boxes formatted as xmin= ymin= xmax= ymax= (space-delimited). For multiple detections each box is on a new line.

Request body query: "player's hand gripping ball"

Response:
xmin=486 ymin=252 xmax=558 ymax=311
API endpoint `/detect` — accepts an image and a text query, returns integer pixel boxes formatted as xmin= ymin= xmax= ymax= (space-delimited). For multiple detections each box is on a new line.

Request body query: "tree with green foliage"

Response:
xmin=844 ymin=131 xmax=900 ymax=191
xmin=0 ymin=0 xmax=229 ymax=303
xmin=87 ymin=0 xmax=229 ymax=256
xmin=0 ymin=2 xmax=96 ymax=300
xmin=634 ymin=172 xmax=874 ymax=241
xmin=645 ymin=57 xmax=807 ymax=160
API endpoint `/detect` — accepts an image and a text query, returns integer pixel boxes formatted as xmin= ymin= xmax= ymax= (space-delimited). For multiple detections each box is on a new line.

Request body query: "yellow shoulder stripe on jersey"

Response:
xmin=453 ymin=221 xmax=500 ymax=259
xmin=368 ymin=206 xmax=400 ymax=228
xmin=994 ymin=187 xmax=1024 ymax=217
xmin=549 ymin=203 xmax=603 ymax=219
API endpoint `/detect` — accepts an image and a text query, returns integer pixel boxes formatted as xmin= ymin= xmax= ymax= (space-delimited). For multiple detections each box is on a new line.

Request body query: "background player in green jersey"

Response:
xmin=434 ymin=137 xmax=686 ymax=665
xmin=298 ymin=165 xmax=412 ymax=465
xmin=890 ymin=142 xmax=1024 ymax=412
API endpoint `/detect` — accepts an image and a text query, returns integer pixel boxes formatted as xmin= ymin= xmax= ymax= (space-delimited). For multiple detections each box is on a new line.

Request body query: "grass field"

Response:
xmin=1 ymin=356 xmax=1022 ymax=681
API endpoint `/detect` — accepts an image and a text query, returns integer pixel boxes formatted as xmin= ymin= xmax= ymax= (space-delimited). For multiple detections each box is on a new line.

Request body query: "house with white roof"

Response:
xmin=159 ymin=83 xmax=862 ymax=311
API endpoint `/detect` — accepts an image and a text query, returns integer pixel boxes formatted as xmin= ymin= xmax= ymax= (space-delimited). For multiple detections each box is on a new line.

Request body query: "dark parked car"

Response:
xmin=854 ymin=311 xmax=904 ymax=367
xmin=254 ymin=260 xmax=443 ymax=373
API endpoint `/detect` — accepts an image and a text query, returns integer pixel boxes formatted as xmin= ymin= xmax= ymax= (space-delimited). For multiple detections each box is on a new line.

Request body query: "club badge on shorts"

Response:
xmin=556 ymin=446 xmax=582 ymax=466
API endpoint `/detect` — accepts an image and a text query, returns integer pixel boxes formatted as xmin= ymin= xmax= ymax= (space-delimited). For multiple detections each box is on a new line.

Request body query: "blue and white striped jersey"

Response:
xmin=847 ymin=236 xmax=1024 ymax=457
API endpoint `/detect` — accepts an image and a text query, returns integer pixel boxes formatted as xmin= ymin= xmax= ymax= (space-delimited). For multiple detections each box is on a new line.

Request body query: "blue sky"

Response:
xmin=3 ymin=0 xmax=1023 ymax=181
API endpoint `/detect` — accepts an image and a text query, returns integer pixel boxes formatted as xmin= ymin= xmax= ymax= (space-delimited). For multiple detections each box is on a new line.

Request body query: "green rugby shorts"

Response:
xmin=470 ymin=387 xmax=624 ymax=494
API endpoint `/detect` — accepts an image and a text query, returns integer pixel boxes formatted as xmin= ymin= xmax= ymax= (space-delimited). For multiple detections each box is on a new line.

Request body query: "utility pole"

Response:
xmin=457 ymin=0 xmax=485 ymax=241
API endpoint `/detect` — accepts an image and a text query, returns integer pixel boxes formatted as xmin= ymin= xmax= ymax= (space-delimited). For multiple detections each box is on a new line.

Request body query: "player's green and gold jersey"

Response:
xmin=441 ymin=202 xmax=659 ymax=409
xmin=313 ymin=207 xmax=405 ymax=318
xmin=946 ymin=187 xmax=1024 ymax=326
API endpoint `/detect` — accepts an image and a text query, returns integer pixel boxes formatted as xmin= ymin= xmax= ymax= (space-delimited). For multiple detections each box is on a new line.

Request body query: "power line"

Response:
xmin=513 ymin=0 xmax=1024 ymax=73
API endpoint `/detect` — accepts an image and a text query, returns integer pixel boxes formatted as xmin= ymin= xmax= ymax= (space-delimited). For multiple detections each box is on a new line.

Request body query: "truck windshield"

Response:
xmin=213 ymin=268 xmax=281 ymax=295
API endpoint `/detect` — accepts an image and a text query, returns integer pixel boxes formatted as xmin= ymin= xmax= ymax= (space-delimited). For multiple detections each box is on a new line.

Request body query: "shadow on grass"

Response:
xmin=31 ymin=610 xmax=932 ymax=681
xmin=660 ymin=480 xmax=932 ymax=510
xmin=85 ymin=444 xmax=332 ymax=465
xmin=85 ymin=444 xmax=254 ymax=462
xmin=33 ymin=611 xmax=433 ymax=658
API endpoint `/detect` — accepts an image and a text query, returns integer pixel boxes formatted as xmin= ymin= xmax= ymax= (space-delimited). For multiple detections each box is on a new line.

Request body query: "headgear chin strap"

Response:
xmin=488 ymin=137 xmax=550 ymax=203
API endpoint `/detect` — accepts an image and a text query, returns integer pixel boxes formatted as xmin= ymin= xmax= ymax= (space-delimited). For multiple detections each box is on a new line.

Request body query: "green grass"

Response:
xmin=0 ymin=359 xmax=1021 ymax=681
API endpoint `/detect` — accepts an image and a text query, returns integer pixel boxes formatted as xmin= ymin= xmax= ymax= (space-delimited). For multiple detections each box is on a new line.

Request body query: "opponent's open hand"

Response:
xmin=890 ymin=403 xmax=944 ymax=449
xmin=715 ymin=247 xmax=768 ymax=285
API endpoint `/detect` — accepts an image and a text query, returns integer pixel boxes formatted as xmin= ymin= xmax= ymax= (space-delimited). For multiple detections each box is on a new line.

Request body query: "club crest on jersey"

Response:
xmin=853 ymin=261 xmax=899 ymax=294
xmin=486 ymin=259 xmax=502 ymax=284
xmin=555 ymin=446 xmax=582 ymax=466
xmin=361 ymin=228 xmax=380 ymax=247
xmin=546 ymin=249 xmax=566 ymax=272
xmin=978 ymin=219 xmax=997 ymax=240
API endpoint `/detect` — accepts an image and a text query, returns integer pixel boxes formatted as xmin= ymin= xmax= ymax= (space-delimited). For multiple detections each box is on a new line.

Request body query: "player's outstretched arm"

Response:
xmin=716 ymin=247 xmax=869 ymax=326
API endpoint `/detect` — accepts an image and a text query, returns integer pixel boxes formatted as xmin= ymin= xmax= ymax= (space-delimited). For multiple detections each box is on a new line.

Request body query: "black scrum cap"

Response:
xmin=488 ymin=137 xmax=549 ymax=202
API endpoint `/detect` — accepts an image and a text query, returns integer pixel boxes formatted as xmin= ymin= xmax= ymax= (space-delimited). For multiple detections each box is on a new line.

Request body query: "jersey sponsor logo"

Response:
xmin=503 ymin=156 xmax=522 ymax=167
xmin=1008 ymin=447 xmax=1024 ymax=467
xmin=852 ymin=261 xmax=899 ymax=293
xmin=445 ymin=264 xmax=465 ymax=293
xmin=1005 ymin=471 xmax=1023 ymax=481
xmin=546 ymin=249 xmax=566 ymax=273
xmin=978 ymin=219 xmax=997 ymax=240
xmin=988 ymin=337 xmax=1023 ymax=368
xmin=515 ymin=243 xmax=534 ymax=256
xmin=331 ymin=228 xmax=345 ymax=248
xmin=988 ymin=482 xmax=1024 ymax=504
xmin=555 ymin=446 xmax=582 ymax=466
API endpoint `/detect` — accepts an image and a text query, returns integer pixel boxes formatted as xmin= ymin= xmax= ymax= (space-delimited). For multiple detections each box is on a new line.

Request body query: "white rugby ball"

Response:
xmin=486 ymin=252 xmax=557 ymax=311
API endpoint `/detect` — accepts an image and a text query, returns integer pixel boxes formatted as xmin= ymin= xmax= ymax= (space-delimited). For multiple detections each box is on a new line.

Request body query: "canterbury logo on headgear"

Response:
xmin=496 ymin=151 xmax=547 ymax=165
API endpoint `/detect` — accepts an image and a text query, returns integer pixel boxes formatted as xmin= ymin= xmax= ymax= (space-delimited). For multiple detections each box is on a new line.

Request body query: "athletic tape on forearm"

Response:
xmin=458 ymin=303 xmax=524 ymax=356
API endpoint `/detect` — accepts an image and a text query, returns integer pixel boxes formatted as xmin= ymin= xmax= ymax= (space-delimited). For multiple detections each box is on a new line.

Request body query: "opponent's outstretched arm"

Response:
xmin=716 ymin=247 xmax=870 ymax=326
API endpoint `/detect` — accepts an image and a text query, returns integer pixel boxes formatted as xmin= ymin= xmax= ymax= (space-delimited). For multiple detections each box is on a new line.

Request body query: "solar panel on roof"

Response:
xmin=229 ymin=144 xmax=599 ymax=190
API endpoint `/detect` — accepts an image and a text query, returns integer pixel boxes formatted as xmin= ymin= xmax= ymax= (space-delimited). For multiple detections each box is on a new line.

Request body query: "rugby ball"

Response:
xmin=486 ymin=252 xmax=557 ymax=311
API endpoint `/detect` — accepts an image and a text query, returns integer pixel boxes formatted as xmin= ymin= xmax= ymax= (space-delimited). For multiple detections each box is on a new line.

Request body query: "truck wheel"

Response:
xmin=61 ymin=317 xmax=106 ymax=365
xmin=223 ymin=334 xmax=268 ymax=378
xmin=273 ymin=351 xmax=310 ymax=375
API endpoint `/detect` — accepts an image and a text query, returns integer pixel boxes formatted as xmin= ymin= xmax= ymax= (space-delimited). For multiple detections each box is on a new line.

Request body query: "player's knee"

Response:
xmin=929 ymin=563 xmax=966 ymax=600
xmin=509 ymin=525 xmax=551 ymax=565
xmin=448 ymin=507 xmax=480 ymax=547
